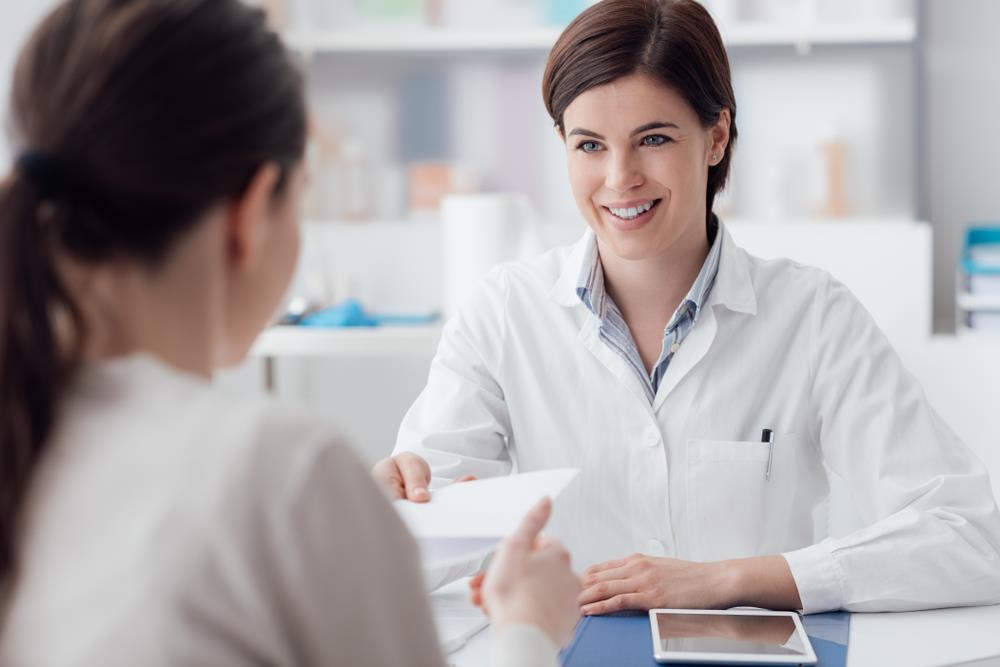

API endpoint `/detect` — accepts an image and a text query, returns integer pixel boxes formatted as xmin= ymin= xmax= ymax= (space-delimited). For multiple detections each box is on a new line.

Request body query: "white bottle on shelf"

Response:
xmin=339 ymin=137 xmax=371 ymax=221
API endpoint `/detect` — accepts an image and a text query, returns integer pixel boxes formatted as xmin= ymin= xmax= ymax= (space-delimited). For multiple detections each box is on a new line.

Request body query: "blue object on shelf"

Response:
xmin=961 ymin=225 xmax=1000 ymax=276
xmin=547 ymin=0 xmax=589 ymax=25
xmin=298 ymin=298 xmax=438 ymax=328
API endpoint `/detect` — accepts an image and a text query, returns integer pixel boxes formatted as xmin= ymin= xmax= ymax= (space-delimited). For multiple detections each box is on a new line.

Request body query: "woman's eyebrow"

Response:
xmin=630 ymin=121 xmax=679 ymax=136
xmin=567 ymin=127 xmax=604 ymax=139
xmin=567 ymin=121 xmax=680 ymax=140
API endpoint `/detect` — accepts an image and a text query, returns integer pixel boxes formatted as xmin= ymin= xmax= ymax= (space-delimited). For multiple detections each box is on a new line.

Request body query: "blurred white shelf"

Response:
xmin=304 ymin=218 xmax=438 ymax=231
xmin=955 ymin=326 xmax=1000 ymax=342
xmin=284 ymin=18 xmax=916 ymax=53
xmin=721 ymin=19 xmax=916 ymax=47
xmin=252 ymin=324 xmax=442 ymax=358
xmin=725 ymin=216 xmax=922 ymax=226
xmin=957 ymin=292 xmax=1000 ymax=311
xmin=285 ymin=26 xmax=563 ymax=53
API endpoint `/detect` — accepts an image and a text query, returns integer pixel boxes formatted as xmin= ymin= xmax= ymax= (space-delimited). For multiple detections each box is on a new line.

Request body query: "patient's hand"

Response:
xmin=471 ymin=498 xmax=582 ymax=647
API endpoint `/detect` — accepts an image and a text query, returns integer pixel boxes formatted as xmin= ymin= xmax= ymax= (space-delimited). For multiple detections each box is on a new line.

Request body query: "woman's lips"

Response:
xmin=602 ymin=198 xmax=661 ymax=231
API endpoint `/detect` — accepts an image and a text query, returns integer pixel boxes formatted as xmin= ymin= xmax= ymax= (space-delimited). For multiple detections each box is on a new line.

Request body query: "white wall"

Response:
xmin=924 ymin=0 xmax=1000 ymax=332
xmin=0 ymin=0 xmax=59 ymax=167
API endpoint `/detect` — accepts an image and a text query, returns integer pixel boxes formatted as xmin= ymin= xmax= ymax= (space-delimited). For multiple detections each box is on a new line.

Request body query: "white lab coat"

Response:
xmin=395 ymin=225 xmax=1000 ymax=614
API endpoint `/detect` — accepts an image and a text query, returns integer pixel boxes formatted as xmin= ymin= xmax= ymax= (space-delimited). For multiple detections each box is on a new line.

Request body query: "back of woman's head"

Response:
xmin=542 ymin=0 xmax=738 ymax=214
xmin=0 ymin=0 xmax=306 ymax=595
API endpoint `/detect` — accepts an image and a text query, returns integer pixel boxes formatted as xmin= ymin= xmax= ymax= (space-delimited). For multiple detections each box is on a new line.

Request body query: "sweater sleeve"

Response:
xmin=263 ymin=437 xmax=450 ymax=667
xmin=491 ymin=624 xmax=560 ymax=667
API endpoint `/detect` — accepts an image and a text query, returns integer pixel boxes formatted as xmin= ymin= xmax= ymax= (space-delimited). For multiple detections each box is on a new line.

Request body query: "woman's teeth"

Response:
xmin=608 ymin=200 xmax=656 ymax=220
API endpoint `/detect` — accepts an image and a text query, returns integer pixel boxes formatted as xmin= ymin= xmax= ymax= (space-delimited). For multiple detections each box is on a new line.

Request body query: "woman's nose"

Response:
xmin=604 ymin=151 xmax=644 ymax=192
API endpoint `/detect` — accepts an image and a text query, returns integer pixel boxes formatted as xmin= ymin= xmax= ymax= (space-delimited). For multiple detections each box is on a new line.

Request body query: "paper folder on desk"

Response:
xmin=394 ymin=468 xmax=580 ymax=568
xmin=559 ymin=611 xmax=849 ymax=667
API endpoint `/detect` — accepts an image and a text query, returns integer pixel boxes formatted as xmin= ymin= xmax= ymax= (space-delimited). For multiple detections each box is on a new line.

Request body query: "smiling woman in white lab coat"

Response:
xmin=375 ymin=0 xmax=1000 ymax=616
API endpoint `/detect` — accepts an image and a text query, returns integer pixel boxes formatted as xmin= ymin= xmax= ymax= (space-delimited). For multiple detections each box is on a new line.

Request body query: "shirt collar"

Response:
xmin=549 ymin=216 xmax=756 ymax=316
xmin=573 ymin=215 xmax=723 ymax=323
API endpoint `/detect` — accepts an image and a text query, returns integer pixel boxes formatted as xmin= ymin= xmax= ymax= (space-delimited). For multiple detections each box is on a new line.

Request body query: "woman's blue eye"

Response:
xmin=576 ymin=141 xmax=602 ymax=153
xmin=642 ymin=134 xmax=671 ymax=147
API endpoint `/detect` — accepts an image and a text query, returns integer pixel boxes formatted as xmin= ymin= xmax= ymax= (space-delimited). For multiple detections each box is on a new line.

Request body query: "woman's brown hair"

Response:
xmin=0 ymin=0 xmax=306 ymax=597
xmin=542 ymin=0 xmax=738 ymax=215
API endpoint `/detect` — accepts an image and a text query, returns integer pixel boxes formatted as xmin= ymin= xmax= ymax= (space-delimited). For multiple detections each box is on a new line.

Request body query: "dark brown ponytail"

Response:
xmin=0 ymin=0 xmax=307 ymax=596
xmin=0 ymin=172 xmax=88 ymax=602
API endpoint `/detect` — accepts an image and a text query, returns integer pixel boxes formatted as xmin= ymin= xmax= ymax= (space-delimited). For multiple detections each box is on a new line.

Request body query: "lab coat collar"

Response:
xmin=548 ymin=229 xmax=595 ymax=307
xmin=547 ymin=221 xmax=758 ymax=316
xmin=712 ymin=224 xmax=757 ymax=316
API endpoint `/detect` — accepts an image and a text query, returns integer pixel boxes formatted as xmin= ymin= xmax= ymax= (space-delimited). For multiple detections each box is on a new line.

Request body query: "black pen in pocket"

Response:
xmin=761 ymin=429 xmax=774 ymax=481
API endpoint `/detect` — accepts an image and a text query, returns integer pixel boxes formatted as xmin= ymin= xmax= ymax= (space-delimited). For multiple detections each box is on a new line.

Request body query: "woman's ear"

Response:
xmin=225 ymin=163 xmax=281 ymax=271
xmin=555 ymin=124 xmax=566 ymax=142
xmin=709 ymin=108 xmax=732 ymax=160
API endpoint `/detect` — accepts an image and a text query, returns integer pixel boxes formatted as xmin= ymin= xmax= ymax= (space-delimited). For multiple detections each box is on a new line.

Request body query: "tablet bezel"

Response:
xmin=648 ymin=608 xmax=818 ymax=665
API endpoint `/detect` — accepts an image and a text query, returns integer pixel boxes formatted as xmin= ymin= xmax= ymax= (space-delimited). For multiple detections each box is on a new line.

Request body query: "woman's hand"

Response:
xmin=371 ymin=453 xmax=433 ymax=502
xmin=470 ymin=498 xmax=582 ymax=647
xmin=371 ymin=452 xmax=475 ymax=502
xmin=578 ymin=554 xmax=802 ymax=615
xmin=579 ymin=554 xmax=732 ymax=615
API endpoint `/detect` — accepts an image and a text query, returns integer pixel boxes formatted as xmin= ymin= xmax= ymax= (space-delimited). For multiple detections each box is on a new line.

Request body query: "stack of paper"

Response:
xmin=432 ymin=584 xmax=489 ymax=655
xmin=967 ymin=243 xmax=1000 ymax=331
xmin=394 ymin=468 xmax=580 ymax=573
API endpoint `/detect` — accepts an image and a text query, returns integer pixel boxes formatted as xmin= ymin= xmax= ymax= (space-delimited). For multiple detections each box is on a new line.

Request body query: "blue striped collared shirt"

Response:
xmin=576 ymin=217 xmax=723 ymax=403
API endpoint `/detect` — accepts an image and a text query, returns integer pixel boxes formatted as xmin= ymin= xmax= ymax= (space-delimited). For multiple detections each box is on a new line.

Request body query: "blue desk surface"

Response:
xmin=560 ymin=611 xmax=849 ymax=667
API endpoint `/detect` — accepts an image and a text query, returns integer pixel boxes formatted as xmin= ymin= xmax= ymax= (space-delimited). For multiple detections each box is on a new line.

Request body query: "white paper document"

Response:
xmin=394 ymin=468 xmax=579 ymax=569
xmin=432 ymin=583 xmax=489 ymax=654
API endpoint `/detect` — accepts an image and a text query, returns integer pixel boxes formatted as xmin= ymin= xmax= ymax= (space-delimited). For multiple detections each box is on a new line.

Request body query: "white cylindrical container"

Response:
xmin=440 ymin=193 xmax=543 ymax=319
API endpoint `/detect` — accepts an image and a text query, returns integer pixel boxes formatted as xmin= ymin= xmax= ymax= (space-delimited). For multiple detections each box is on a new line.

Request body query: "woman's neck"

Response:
xmin=61 ymin=224 xmax=226 ymax=379
xmin=599 ymin=221 xmax=711 ymax=331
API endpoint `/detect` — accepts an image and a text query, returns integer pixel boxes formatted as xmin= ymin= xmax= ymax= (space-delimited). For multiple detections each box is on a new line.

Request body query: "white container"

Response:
xmin=441 ymin=193 xmax=544 ymax=318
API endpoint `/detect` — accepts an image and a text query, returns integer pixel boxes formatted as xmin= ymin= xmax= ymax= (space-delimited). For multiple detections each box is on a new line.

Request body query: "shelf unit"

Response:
xmin=954 ymin=227 xmax=1000 ymax=335
xmin=251 ymin=324 xmax=442 ymax=358
xmin=285 ymin=18 xmax=916 ymax=53
xmin=957 ymin=292 xmax=1000 ymax=311
xmin=266 ymin=4 xmax=928 ymax=370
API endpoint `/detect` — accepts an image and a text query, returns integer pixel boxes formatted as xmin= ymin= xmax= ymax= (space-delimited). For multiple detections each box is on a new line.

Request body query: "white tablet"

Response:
xmin=649 ymin=609 xmax=818 ymax=665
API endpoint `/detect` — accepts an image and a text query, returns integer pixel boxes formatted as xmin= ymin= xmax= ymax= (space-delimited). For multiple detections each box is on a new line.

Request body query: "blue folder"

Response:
xmin=560 ymin=611 xmax=850 ymax=667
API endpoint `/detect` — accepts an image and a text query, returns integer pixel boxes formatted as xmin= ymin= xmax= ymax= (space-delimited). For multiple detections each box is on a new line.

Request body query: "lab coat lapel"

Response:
xmin=652 ymin=225 xmax=756 ymax=412
xmin=652 ymin=305 xmax=718 ymax=412
xmin=552 ymin=230 xmax=654 ymax=409
xmin=579 ymin=317 xmax=654 ymax=411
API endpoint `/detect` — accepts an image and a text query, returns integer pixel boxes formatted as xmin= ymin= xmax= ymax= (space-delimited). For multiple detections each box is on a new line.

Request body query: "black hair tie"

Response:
xmin=15 ymin=151 xmax=68 ymax=198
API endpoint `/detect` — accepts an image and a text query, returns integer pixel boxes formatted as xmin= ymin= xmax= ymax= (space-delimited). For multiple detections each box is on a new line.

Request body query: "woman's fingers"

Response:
xmin=582 ymin=564 xmax=630 ymax=587
xmin=485 ymin=497 xmax=552 ymax=594
xmin=506 ymin=497 xmax=552 ymax=551
xmin=578 ymin=576 xmax=637 ymax=606
xmin=396 ymin=453 xmax=432 ymax=502
xmin=371 ymin=457 xmax=405 ymax=500
xmin=468 ymin=572 xmax=486 ymax=608
xmin=581 ymin=592 xmax=646 ymax=616
xmin=583 ymin=556 xmax=631 ymax=578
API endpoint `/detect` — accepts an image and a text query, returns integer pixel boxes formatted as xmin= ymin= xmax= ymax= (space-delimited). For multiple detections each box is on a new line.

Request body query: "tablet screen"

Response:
xmin=653 ymin=612 xmax=809 ymax=657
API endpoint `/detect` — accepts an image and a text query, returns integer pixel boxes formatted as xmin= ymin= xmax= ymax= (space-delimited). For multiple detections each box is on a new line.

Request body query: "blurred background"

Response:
xmin=2 ymin=1 xmax=998 ymax=499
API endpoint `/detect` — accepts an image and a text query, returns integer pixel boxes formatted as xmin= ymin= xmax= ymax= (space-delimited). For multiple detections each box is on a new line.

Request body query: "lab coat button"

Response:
xmin=646 ymin=539 xmax=666 ymax=557
xmin=645 ymin=431 xmax=661 ymax=448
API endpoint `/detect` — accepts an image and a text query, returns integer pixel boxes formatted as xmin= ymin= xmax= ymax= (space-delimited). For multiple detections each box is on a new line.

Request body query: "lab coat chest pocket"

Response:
xmin=685 ymin=434 xmax=798 ymax=562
